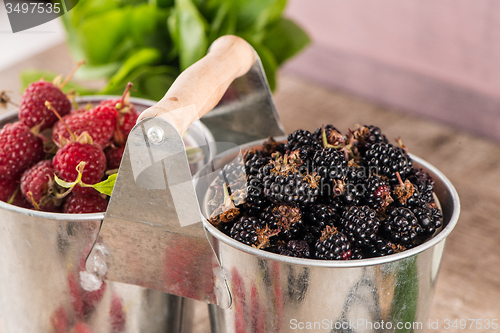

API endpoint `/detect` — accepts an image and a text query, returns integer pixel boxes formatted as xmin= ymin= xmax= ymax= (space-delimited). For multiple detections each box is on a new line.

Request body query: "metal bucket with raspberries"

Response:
xmin=0 ymin=96 xmax=215 ymax=333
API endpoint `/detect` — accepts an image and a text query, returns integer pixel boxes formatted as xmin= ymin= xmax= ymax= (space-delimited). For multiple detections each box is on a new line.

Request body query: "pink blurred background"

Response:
xmin=284 ymin=0 xmax=500 ymax=141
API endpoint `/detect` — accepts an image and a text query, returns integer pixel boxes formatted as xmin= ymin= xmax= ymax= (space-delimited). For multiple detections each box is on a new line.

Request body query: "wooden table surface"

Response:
xmin=1 ymin=44 xmax=499 ymax=333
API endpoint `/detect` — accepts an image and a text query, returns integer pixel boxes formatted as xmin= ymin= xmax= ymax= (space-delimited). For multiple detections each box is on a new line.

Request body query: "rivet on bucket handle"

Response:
xmin=87 ymin=36 xmax=256 ymax=308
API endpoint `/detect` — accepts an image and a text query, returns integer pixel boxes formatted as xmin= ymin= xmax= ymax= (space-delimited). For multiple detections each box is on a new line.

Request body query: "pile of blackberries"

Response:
xmin=208 ymin=125 xmax=442 ymax=260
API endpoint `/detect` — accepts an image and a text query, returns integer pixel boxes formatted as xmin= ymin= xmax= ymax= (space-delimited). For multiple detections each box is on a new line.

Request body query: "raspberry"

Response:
xmin=105 ymin=145 xmax=125 ymax=170
xmin=0 ymin=178 xmax=19 ymax=203
xmin=98 ymin=98 xmax=138 ymax=146
xmin=20 ymin=160 xmax=60 ymax=212
xmin=18 ymin=80 xmax=72 ymax=130
xmin=53 ymin=141 xmax=106 ymax=195
xmin=64 ymin=192 xmax=108 ymax=214
xmin=52 ymin=104 xmax=117 ymax=147
xmin=0 ymin=121 xmax=44 ymax=181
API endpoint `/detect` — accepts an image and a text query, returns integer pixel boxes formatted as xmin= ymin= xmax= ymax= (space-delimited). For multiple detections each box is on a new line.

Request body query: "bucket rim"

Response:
xmin=201 ymin=139 xmax=461 ymax=267
xmin=0 ymin=95 xmax=215 ymax=222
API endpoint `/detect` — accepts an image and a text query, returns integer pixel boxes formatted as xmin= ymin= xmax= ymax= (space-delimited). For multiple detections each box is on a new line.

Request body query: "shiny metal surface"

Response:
xmin=88 ymin=117 xmax=230 ymax=307
xmin=199 ymin=60 xmax=286 ymax=146
xmin=0 ymin=96 xmax=213 ymax=333
xmin=197 ymin=140 xmax=460 ymax=333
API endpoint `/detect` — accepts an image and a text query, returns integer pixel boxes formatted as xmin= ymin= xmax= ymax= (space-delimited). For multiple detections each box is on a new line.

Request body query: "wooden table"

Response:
xmin=1 ymin=44 xmax=499 ymax=333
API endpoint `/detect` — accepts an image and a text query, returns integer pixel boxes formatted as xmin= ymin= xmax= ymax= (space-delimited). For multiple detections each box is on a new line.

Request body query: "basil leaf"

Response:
xmin=76 ymin=9 xmax=131 ymax=65
xmin=175 ymin=0 xmax=208 ymax=70
xmin=236 ymin=0 xmax=287 ymax=32
xmin=103 ymin=48 xmax=162 ymax=93
xmin=262 ymin=18 xmax=311 ymax=65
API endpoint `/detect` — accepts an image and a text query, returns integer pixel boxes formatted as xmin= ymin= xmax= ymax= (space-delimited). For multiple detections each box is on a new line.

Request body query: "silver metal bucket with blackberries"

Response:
xmin=199 ymin=124 xmax=459 ymax=332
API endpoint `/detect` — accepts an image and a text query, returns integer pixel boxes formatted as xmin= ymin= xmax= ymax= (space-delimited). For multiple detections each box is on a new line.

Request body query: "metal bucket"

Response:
xmin=196 ymin=139 xmax=460 ymax=333
xmin=0 ymin=96 xmax=215 ymax=333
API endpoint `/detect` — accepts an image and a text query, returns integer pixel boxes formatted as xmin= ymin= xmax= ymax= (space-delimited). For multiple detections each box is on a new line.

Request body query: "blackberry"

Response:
xmin=364 ymin=143 xmax=413 ymax=183
xmin=314 ymin=226 xmax=351 ymax=260
xmin=244 ymin=150 xmax=269 ymax=177
xmin=364 ymin=238 xmax=396 ymax=258
xmin=409 ymin=168 xmax=435 ymax=203
xmin=230 ymin=216 xmax=279 ymax=249
xmin=363 ymin=125 xmax=388 ymax=147
xmin=259 ymin=155 xmax=321 ymax=206
xmin=338 ymin=166 xmax=367 ymax=206
xmin=285 ymin=129 xmax=322 ymax=152
xmin=347 ymin=125 xmax=389 ymax=157
xmin=313 ymin=125 xmax=342 ymax=146
xmin=340 ymin=206 xmax=380 ymax=247
xmin=350 ymin=247 xmax=365 ymax=260
xmin=244 ymin=150 xmax=271 ymax=215
xmin=363 ymin=176 xmax=393 ymax=210
xmin=312 ymin=148 xmax=348 ymax=182
xmin=245 ymin=186 xmax=270 ymax=216
xmin=304 ymin=204 xmax=339 ymax=230
xmin=408 ymin=200 xmax=443 ymax=236
xmin=383 ymin=207 xmax=421 ymax=245
xmin=285 ymin=129 xmax=322 ymax=163
xmin=279 ymin=240 xmax=311 ymax=258
xmin=272 ymin=204 xmax=305 ymax=241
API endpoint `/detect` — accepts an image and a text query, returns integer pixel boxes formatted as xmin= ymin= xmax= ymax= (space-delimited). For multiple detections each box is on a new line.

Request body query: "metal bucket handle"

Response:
xmin=87 ymin=35 xmax=284 ymax=309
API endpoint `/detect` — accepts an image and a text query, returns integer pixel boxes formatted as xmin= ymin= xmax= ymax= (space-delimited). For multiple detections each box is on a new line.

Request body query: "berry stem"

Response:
xmin=7 ymin=186 xmax=20 ymax=205
xmin=59 ymin=60 xmax=85 ymax=90
xmin=396 ymin=172 xmax=404 ymax=187
xmin=0 ymin=91 xmax=18 ymax=108
xmin=27 ymin=192 xmax=41 ymax=210
xmin=118 ymin=82 xmax=133 ymax=108
xmin=45 ymin=101 xmax=77 ymax=142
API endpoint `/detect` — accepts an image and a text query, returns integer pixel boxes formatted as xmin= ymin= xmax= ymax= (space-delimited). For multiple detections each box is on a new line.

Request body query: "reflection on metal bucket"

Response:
xmin=0 ymin=96 xmax=214 ymax=333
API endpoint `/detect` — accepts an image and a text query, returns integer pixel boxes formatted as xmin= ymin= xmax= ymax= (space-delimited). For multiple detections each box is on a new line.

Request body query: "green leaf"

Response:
xmin=91 ymin=174 xmax=117 ymax=196
xmin=208 ymin=1 xmax=236 ymax=44
xmin=102 ymin=48 xmax=162 ymax=93
xmin=77 ymin=8 xmax=132 ymax=65
xmin=262 ymin=18 xmax=310 ymax=65
xmin=151 ymin=0 xmax=174 ymax=8
xmin=138 ymin=71 xmax=177 ymax=100
xmin=76 ymin=62 xmax=123 ymax=80
xmin=20 ymin=70 xmax=97 ymax=95
xmin=129 ymin=4 xmax=171 ymax=53
xmin=236 ymin=0 xmax=287 ymax=33
xmin=100 ymin=65 xmax=178 ymax=100
xmin=175 ymin=0 xmax=208 ymax=70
